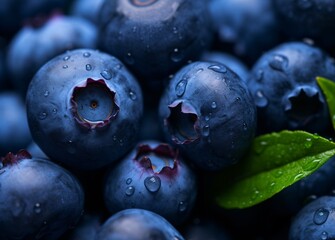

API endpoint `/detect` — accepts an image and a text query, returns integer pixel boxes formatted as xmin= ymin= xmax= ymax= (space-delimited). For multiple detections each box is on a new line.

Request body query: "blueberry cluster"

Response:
xmin=1 ymin=0 xmax=335 ymax=239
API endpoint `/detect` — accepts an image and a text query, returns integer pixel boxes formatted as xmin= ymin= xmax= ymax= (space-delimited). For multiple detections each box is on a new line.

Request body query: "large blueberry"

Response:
xmin=247 ymin=41 xmax=335 ymax=135
xmin=98 ymin=0 xmax=213 ymax=82
xmin=289 ymin=196 xmax=335 ymax=240
xmin=96 ymin=208 xmax=185 ymax=240
xmin=104 ymin=140 xmax=197 ymax=226
xmin=159 ymin=61 xmax=257 ymax=171
xmin=0 ymin=150 xmax=84 ymax=240
xmin=26 ymin=49 xmax=143 ymax=171
xmin=0 ymin=91 xmax=32 ymax=156
xmin=7 ymin=14 xmax=97 ymax=97
xmin=70 ymin=0 xmax=105 ymax=25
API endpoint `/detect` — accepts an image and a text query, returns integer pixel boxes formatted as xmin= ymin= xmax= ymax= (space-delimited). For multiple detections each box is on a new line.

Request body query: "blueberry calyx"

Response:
xmin=71 ymin=78 xmax=119 ymax=129
xmin=165 ymin=100 xmax=200 ymax=144
xmin=284 ymin=86 xmax=323 ymax=127
xmin=135 ymin=143 xmax=178 ymax=177
xmin=0 ymin=149 xmax=32 ymax=167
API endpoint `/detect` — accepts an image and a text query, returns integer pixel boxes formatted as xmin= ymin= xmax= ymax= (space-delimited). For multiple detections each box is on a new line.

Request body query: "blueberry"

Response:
xmin=0 ymin=91 xmax=32 ymax=156
xmin=289 ymin=195 xmax=335 ymax=240
xmin=26 ymin=49 xmax=144 ymax=171
xmin=159 ymin=61 xmax=257 ymax=171
xmin=65 ymin=213 xmax=102 ymax=240
xmin=200 ymin=50 xmax=250 ymax=82
xmin=274 ymin=0 xmax=335 ymax=51
xmin=208 ymin=0 xmax=281 ymax=64
xmin=0 ymin=150 xmax=84 ymax=240
xmin=247 ymin=41 xmax=335 ymax=135
xmin=96 ymin=208 xmax=185 ymax=240
xmin=104 ymin=140 xmax=197 ymax=226
xmin=70 ymin=0 xmax=105 ymax=25
xmin=98 ymin=0 xmax=213 ymax=82
xmin=7 ymin=14 xmax=98 ymax=97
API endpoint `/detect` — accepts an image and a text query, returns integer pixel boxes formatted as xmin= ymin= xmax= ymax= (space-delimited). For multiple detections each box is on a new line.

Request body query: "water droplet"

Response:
xmin=269 ymin=182 xmax=276 ymax=188
xmin=63 ymin=56 xmax=70 ymax=61
xmin=256 ymin=70 xmax=264 ymax=82
xmin=125 ymin=186 xmax=135 ymax=196
xmin=83 ymin=52 xmax=91 ymax=58
xmin=126 ymin=178 xmax=132 ymax=185
xmin=255 ymin=141 xmax=267 ymax=154
xmin=178 ymin=201 xmax=188 ymax=212
xmin=170 ymin=48 xmax=183 ymax=62
xmin=303 ymin=38 xmax=314 ymax=45
xmin=63 ymin=65 xmax=68 ymax=69
xmin=52 ymin=108 xmax=57 ymax=114
xmin=269 ymin=54 xmax=288 ymax=71
xmin=204 ymin=114 xmax=211 ymax=121
xmin=254 ymin=90 xmax=268 ymax=107
xmin=304 ymin=138 xmax=313 ymax=148
xmin=44 ymin=91 xmax=49 ymax=97
xmin=321 ymin=231 xmax=328 ymax=240
xmin=115 ymin=64 xmax=122 ymax=70
xmin=34 ymin=203 xmax=42 ymax=214
xmin=294 ymin=173 xmax=304 ymax=181
xmin=196 ymin=68 xmax=203 ymax=74
xmin=172 ymin=27 xmax=178 ymax=34
xmin=203 ymin=125 xmax=210 ymax=137
xmin=211 ymin=101 xmax=217 ymax=109
xmin=314 ymin=208 xmax=329 ymax=225
xmin=144 ymin=176 xmax=161 ymax=193
xmin=243 ymin=122 xmax=248 ymax=131
xmin=251 ymin=189 xmax=260 ymax=200
xmin=100 ymin=70 xmax=113 ymax=80
xmin=274 ymin=170 xmax=283 ymax=178
xmin=125 ymin=53 xmax=135 ymax=65
xmin=129 ymin=91 xmax=137 ymax=100
xmin=86 ymin=64 xmax=92 ymax=71
xmin=175 ymin=79 xmax=187 ymax=97
xmin=297 ymin=0 xmax=313 ymax=9
xmin=208 ymin=64 xmax=227 ymax=73
xmin=38 ymin=112 xmax=47 ymax=120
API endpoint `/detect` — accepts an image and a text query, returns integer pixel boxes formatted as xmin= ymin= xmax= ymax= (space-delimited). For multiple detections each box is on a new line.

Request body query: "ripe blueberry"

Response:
xmin=26 ymin=49 xmax=144 ymax=171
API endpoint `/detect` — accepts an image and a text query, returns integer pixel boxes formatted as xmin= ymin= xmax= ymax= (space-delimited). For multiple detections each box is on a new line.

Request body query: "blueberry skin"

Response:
xmin=70 ymin=0 xmax=105 ymax=25
xmin=159 ymin=61 xmax=257 ymax=171
xmin=26 ymin=49 xmax=144 ymax=171
xmin=289 ymin=196 xmax=335 ymax=240
xmin=96 ymin=208 xmax=185 ymax=240
xmin=201 ymin=50 xmax=250 ymax=83
xmin=98 ymin=0 xmax=213 ymax=81
xmin=247 ymin=41 xmax=335 ymax=135
xmin=7 ymin=15 xmax=97 ymax=97
xmin=0 ymin=150 xmax=84 ymax=240
xmin=274 ymin=0 xmax=335 ymax=51
xmin=209 ymin=0 xmax=281 ymax=64
xmin=104 ymin=140 xmax=197 ymax=226
xmin=0 ymin=92 xmax=32 ymax=156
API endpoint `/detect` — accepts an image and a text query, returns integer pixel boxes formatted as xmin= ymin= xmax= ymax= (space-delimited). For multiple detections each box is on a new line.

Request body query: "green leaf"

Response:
xmin=317 ymin=76 xmax=335 ymax=131
xmin=213 ymin=130 xmax=335 ymax=209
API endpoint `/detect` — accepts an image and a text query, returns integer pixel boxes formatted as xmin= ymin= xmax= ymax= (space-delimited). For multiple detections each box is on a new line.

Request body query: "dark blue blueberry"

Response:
xmin=7 ymin=14 xmax=98 ymax=97
xmin=0 ymin=91 xmax=32 ymax=156
xmin=96 ymin=208 xmax=185 ymax=240
xmin=98 ymin=0 xmax=213 ymax=82
xmin=247 ymin=41 xmax=335 ymax=135
xmin=0 ymin=150 xmax=84 ymax=240
xmin=274 ymin=0 xmax=335 ymax=51
xmin=289 ymin=196 xmax=335 ymax=240
xmin=26 ymin=141 xmax=48 ymax=160
xmin=0 ymin=0 xmax=69 ymax=38
xmin=209 ymin=0 xmax=281 ymax=64
xmin=201 ymin=50 xmax=250 ymax=82
xmin=104 ymin=140 xmax=197 ymax=226
xmin=159 ymin=61 xmax=257 ymax=171
xmin=26 ymin=49 xmax=144 ymax=171
xmin=70 ymin=0 xmax=105 ymax=25
xmin=65 ymin=213 xmax=102 ymax=240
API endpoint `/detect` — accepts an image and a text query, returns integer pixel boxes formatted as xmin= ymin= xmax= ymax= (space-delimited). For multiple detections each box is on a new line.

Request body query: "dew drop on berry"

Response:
xmin=170 ymin=48 xmax=183 ymax=62
xmin=44 ymin=91 xmax=49 ymax=97
xmin=129 ymin=91 xmax=137 ymax=100
xmin=34 ymin=203 xmax=42 ymax=214
xmin=254 ymin=90 xmax=268 ymax=107
xmin=202 ymin=125 xmax=210 ymax=137
xmin=175 ymin=79 xmax=187 ymax=97
xmin=124 ymin=53 xmax=135 ymax=65
xmin=126 ymin=178 xmax=132 ymax=185
xmin=144 ymin=176 xmax=161 ymax=193
xmin=321 ymin=231 xmax=328 ymax=240
xmin=83 ymin=52 xmax=91 ymax=58
xmin=211 ymin=101 xmax=217 ymax=109
xmin=178 ymin=201 xmax=188 ymax=212
xmin=100 ymin=70 xmax=113 ymax=80
xmin=86 ymin=64 xmax=92 ymax=71
xmin=269 ymin=54 xmax=288 ymax=71
xmin=38 ymin=112 xmax=47 ymax=120
xmin=313 ymin=208 xmax=329 ymax=225
xmin=256 ymin=69 xmax=264 ymax=82
xmin=63 ymin=65 xmax=68 ymax=69
xmin=63 ymin=56 xmax=70 ymax=61
xmin=125 ymin=186 xmax=135 ymax=196
xmin=208 ymin=64 xmax=227 ymax=74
